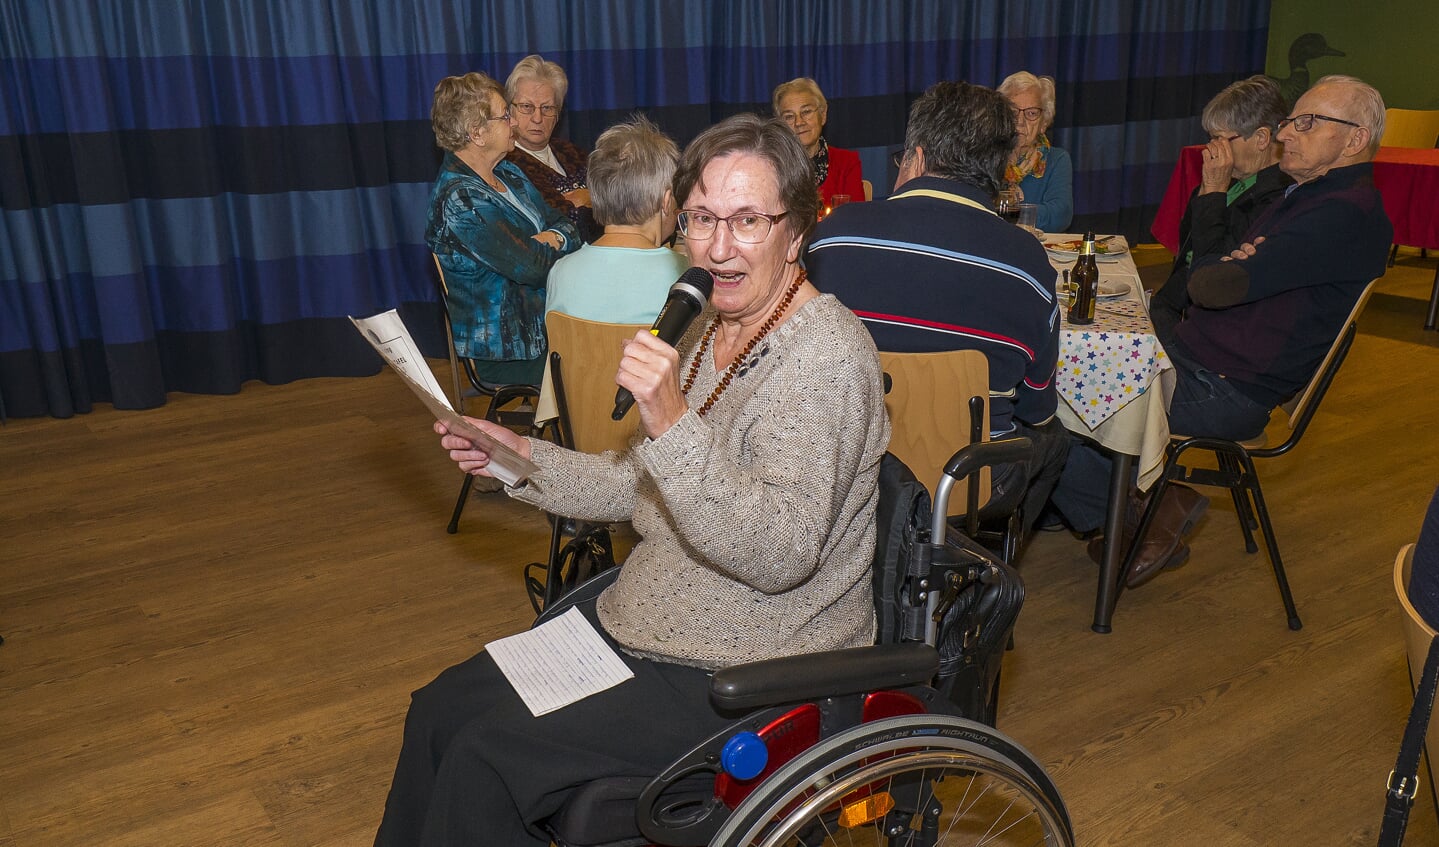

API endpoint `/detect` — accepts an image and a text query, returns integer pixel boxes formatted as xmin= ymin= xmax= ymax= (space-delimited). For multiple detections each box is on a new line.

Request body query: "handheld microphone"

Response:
xmin=612 ymin=267 xmax=715 ymax=420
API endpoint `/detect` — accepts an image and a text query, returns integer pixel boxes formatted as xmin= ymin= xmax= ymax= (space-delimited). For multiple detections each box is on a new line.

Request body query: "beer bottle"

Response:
xmin=1068 ymin=231 xmax=1099 ymax=325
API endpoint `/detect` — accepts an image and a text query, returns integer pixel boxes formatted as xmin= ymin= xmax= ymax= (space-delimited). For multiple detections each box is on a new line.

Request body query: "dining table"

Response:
xmin=1151 ymin=144 xmax=1439 ymax=329
xmin=1044 ymin=234 xmax=1175 ymax=632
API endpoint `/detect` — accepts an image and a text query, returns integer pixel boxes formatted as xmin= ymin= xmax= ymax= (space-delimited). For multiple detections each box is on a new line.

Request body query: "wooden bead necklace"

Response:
xmin=682 ymin=271 xmax=806 ymax=417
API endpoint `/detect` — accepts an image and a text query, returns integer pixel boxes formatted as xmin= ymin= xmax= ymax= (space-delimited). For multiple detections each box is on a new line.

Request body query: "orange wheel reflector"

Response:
xmin=838 ymin=791 xmax=895 ymax=828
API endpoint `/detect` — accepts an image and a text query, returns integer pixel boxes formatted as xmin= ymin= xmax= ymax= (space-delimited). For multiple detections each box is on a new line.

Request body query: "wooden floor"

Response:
xmin=2 ymin=256 xmax=1438 ymax=846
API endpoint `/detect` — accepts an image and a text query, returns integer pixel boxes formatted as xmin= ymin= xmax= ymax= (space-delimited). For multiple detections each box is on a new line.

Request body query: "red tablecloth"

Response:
xmin=1150 ymin=145 xmax=1439 ymax=252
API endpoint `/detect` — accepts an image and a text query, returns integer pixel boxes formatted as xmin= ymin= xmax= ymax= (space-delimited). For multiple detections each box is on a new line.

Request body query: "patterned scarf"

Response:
xmin=810 ymin=136 xmax=830 ymax=188
xmin=1005 ymin=133 xmax=1050 ymax=186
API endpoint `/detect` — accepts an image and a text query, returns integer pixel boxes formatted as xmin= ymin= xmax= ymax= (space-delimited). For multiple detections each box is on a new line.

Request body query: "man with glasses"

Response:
xmin=807 ymin=80 xmax=1069 ymax=542
xmin=502 ymin=55 xmax=601 ymax=242
xmin=1052 ymin=75 xmax=1394 ymax=587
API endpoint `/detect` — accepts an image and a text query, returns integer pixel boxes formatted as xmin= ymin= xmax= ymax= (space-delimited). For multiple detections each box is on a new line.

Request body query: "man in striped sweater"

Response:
xmin=807 ymin=80 xmax=1068 ymax=541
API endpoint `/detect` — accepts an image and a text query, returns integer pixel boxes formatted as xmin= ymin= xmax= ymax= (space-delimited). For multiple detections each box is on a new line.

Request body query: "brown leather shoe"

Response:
xmin=1125 ymin=541 xmax=1191 ymax=588
xmin=1086 ymin=485 xmax=1209 ymax=584
xmin=1122 ymin=485 xmax=1208 ymax=587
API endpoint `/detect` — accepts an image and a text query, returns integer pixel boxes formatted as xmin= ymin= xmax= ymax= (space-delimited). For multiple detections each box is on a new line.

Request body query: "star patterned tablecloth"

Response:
xmin=1057 ymin=298 xmax=1171 ymax=429
xmin=1045 ymin=234 xmax=1175 ymax=490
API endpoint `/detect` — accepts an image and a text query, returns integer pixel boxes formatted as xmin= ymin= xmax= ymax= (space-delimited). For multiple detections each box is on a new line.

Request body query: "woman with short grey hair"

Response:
xmin=1151 ymin=74 xmax=1293 ymax=334
xmin=503 ymin=54 xmax=601 ymax=241
xmin=425 ymin=71 xmax=579 ymax=386
xmin=545 ymin=116 xmax=689 ymax=323
xmin=997 ymin=71 xmax=1072 ymax=231
xmin=772 ymin=76 xmax=865 ymax=209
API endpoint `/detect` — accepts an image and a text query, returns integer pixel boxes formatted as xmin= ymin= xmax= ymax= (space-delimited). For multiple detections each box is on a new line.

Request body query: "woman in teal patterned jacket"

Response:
xmin=427 ymin=72 xmax=579 ymax=386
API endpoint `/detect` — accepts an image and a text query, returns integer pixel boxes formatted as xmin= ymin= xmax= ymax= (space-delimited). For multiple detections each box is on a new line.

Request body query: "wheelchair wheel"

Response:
xmin=709 ymin=715 xmax=1073 ymax=847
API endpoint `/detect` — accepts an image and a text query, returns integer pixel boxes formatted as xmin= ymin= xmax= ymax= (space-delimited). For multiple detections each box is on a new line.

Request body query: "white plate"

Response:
xmin=1045 ymin=239 xmax=1128 ymax=262
xmin=1097 ymin=279 xmax=1130 ymax=298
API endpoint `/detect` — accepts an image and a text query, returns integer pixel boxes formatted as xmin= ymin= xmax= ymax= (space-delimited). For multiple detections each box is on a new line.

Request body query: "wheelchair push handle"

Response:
xmin=930 ymin=437 xmax=1034 ymax=540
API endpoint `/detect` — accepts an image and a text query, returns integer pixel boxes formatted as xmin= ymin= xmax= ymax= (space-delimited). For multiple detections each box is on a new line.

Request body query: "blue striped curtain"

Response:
xmin=0 ymin=0 xmax=1268 ymax=418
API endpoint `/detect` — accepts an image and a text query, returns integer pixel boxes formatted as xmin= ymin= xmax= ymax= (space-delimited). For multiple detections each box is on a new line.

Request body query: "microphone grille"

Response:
xmin=677 ymin=267 xmax=715 ymax=301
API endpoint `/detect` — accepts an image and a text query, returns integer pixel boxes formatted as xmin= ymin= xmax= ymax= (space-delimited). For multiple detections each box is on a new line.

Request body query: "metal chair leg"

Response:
xmin=1236 ymin=452 xmax=1302 ymax=630
xmin=447 ymin=474 xmax=474 ymax=534
xmin=1218 ymin=452 xmax=1260 ymax=552
xmin=1427 ymin=263 xmax=1439 ymax=331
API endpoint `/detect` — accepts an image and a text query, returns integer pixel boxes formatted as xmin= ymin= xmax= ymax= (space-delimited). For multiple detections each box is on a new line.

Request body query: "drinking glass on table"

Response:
xmin=995 ymin=188 xmax=1021 ymax=223
xmin=1017 ymin=203 xmax=1039 ymax=233
xmin=831 ymin=193 xmax=851 ymax=209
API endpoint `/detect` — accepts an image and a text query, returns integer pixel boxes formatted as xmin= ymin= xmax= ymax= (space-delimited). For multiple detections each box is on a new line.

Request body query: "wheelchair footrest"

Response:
xmin=711 ymin=642 xmax=939 ymax=712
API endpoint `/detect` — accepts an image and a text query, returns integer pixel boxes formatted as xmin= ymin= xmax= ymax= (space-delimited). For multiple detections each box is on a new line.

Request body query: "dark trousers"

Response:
xmin=374 ymin=600 xmax=733 ymax=847
xmin=1049 ymin=311 xmax=1272 ymax=533
xmin=985 ymin=419 xmax=1072 ymax=537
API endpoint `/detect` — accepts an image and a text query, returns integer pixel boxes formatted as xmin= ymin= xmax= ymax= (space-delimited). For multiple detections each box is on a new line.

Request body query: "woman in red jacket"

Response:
xmin=773 ymin=77 xmax=865 ymax=211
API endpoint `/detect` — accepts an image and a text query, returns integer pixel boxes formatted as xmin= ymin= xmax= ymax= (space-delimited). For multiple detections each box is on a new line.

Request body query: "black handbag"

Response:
xmin=1380 ymin=634 xmax=1439 ymax=846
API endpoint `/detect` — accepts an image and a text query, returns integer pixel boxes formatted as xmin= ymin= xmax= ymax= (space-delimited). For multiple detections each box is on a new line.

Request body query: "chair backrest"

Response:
xmin=543 ymin=311 xmax=646 ymax=454
xmin=1382 ymin=108 xmax=1439 ymax=149
xmin=879 ymin=349 xmax=991 ymax=517
xmin=1277 ymin=278 xmax=1378 ymax=429
xmin=862 ymin=179 xmax=873 ymax=202
xmin=1393 ymin=543 xmax=1439 ymax=769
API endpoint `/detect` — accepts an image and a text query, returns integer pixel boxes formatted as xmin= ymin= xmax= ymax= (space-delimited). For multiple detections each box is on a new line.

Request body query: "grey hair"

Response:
xmin=430 ymin=72 xmax=505 ymax=152
xmin=1202 ymin=75 xmax=1288 ymax=138
xmin=997 ymin=71 xmax=1057 ymax=130
xmin=505 ymin=54 xmax=569 ymax=107
xmin=588 ymin=115 xmax=680 ymax=227
xmin=1313 ymin=74 xmax=1387 ymax=153
xmin=771 ymin=77 xmax=828 ymax=117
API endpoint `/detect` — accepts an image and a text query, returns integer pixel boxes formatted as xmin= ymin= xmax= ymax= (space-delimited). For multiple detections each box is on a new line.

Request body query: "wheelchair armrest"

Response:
xmin=710 ymin=642 xmax=939 ymax=712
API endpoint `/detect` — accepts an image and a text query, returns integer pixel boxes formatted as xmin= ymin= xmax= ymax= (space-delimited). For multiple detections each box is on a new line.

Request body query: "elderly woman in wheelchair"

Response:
xmin=376 ymin=114 xmax=1072 ymax=847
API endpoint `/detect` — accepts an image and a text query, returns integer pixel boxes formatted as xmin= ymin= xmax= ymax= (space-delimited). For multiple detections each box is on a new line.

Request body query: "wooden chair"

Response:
xmin=1382 ymin=109 xmax=1439 ymax=149
xmin=862 ymin=179 xmax=873 ymax=202
xmin=1394 ymin=542 xmax=1439 ymax=820
xmin=878 ymin=349 xmax=1029 ymax=564
xmin=1117 ymin=279 xmax=1379 ymax=629
xmin=526 ymin=312 xmax=646 ymax=610
xmin=432 ymin=255 xmax=546 ymax=534
xmin=542 ymin=312 xmax=645 ymax=454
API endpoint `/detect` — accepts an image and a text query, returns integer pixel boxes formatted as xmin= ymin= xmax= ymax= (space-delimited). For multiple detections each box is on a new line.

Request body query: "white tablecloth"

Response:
xmin=1047 ymin=235 xmax=1174 ymax=490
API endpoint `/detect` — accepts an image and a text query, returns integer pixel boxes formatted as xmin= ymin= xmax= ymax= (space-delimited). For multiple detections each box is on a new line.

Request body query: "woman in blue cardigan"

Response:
xmin=427 ymin=72 xmax=579 ymax=386
xmin=998 ymin=72 xmax=1073 ymax=233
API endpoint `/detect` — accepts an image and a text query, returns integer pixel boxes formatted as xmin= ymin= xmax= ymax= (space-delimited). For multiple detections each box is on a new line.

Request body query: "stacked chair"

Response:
xmin=524 ymin=312 xmax=646 ymax=611
xmin=1115 ymin=279 xmax=1379 ymax=630
xmin=432 ymin=256 xmax=550 ymax=534
xmin=879 ymin=349 xmax=1032 ymax=566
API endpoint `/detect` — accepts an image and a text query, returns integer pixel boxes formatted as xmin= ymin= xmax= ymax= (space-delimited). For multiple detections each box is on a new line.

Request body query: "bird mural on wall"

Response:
xmin=1269 ymin=32 xmax=1346 ymax=107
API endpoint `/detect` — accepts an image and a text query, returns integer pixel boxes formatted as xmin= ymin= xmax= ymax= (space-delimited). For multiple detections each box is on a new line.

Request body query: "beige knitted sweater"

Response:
xmin=512 ymin=293 xmax=889 ymax=670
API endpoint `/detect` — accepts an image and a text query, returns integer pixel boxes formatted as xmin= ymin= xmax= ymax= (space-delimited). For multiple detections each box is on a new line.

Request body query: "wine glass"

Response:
xmin=995 ymin=188 xmax=1021 ymax=224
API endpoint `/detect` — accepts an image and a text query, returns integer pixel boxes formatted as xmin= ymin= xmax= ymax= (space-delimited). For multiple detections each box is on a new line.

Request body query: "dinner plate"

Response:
xmin=1097 ymin=279 xmax=1130 ymax=299
xmin=1044 ymin=238 xmax=1128 ymax=262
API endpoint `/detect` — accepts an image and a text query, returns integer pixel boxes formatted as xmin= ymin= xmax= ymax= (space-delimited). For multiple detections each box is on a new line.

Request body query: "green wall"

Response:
xmin=1267 ymin=0 xmax=1439 ymax=110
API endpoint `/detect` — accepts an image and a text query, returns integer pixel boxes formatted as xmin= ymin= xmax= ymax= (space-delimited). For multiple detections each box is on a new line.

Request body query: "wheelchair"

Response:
xmin=532 ymin=440 xmax=1075 ymax=847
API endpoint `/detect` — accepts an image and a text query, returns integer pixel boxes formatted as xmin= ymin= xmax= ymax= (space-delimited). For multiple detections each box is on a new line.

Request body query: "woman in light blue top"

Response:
xmin=998 ymin=72 xmax=1073 ymax=233
xmin=546 ymin=116 xmax=688 ymax=323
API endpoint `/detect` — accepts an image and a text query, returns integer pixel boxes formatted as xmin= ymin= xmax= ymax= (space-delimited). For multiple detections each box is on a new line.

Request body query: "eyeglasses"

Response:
xmin=1209 ymin=133 xmax=1241 ymax=143
xmin=780 ymin=106 xmax=820 ymax=123
xmin=511 ymin=101 xmax=558 ymax=118
xmin=1278 ymin=113 xmax=1360 ymax=133
xmin=485 ymin=109 xmax=512 ymax=123
xmin=890 ymin=150 xmax=909 ymax=170
xmin=1011 ymin=106 xmax=1042 ymax=123
xmin=677 ymin=210 xmax=789 ymax=243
